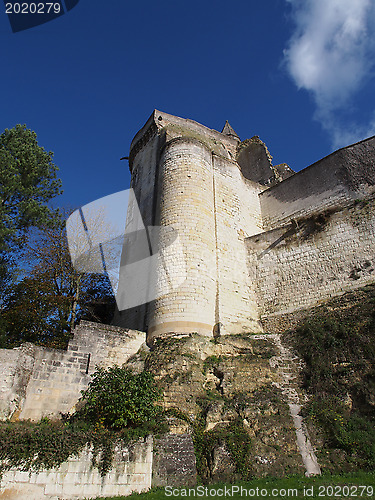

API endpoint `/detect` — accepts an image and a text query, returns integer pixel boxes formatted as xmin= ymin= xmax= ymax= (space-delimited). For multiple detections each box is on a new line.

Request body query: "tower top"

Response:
xmin=221 ymin=120 xmax=240 ymax=141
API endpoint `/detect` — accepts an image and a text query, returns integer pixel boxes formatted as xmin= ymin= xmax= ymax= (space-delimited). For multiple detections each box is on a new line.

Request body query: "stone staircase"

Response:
xmin=253 ymin=333 xmax=321 ymax=476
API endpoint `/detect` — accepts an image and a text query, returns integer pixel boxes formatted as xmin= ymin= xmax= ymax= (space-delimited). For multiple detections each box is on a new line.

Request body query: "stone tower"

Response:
xmin=115 ymin=110 xmax=293 ymax=344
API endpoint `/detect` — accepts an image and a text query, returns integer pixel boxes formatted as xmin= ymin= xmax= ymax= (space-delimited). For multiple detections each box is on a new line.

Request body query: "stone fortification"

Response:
xmin=0 ymin=321 xmax=144 ymax=421
xmin=248 ymin=196 xmax=375 ymax=326
xmin=260 ymin=136 xmax=375 ymax=230
xmin=2 ymin=111 xmax=375 ymax=496
xmin=114 ymin=111 xmax=375 ymax=342
xmin=0 ymin=438 xmax=152 ymax=500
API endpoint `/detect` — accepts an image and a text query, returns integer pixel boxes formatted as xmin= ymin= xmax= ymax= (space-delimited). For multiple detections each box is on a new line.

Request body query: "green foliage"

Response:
xmin=290 ymin=285 xmax=375 ymax=470
xmin=293 ymin=290 xmax=375 ymax=409
xmin=0 ymin=124 xmax=64 ymax=343
xmin=0 ymin=418 xmax=155 ymax=478
xmin=307 ymin=397 xmax=375 ymax=469
xmin=202 ymin=355 xmax=224 ymax=374
xmin=0 ymin=124 xmax=62 ymax=251
xmin=188 ymin=394 xmax=254 ymax=482
xmin=0 ymin=214 xmax=115 ymax=348
xmin=0 ymin=367 xmax=166 ymax=477
xmin=216 ymin=419 xmax=253 ymax=478
xmin=0 ymin=419 xmax=90 ymax=477
xmin=74 ymin=366 xmax=163 ymax=430
xmin=1 ymin=272 xmax=71 ymax=348
xmin=192 ymin=412 xmax=253 ymax=482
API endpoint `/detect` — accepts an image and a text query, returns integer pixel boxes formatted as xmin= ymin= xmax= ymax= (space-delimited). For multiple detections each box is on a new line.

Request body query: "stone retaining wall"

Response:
xmin=247 ymin=197 xmax=375 ymax=322
xmin=0 ymin=437 xmax=153 ymax=500
xmin=0 ymin=321 xmax=145 ymax=421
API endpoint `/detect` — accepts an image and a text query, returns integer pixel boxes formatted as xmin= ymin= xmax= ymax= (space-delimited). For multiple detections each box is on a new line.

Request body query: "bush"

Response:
xmin=289 ymin=287 xmax=375 ymax=471
xmin=75 ymin=365 xmax=163 ymax=430
xmin=0 ymin=367 xmax=166 ymax=477
xmin=307 ymin=397 xmax=375 ymax=469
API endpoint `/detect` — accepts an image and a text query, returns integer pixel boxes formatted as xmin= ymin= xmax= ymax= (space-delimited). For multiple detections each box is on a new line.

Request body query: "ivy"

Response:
xmin=0 ymin=366 xmax=166 ymax=477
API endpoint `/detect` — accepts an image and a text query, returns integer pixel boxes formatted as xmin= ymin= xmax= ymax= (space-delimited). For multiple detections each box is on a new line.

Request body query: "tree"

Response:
xmin=1 ymin=210 xmax=116 ymax=348
xmin=0 ymin=124 xmax=62 ymax=302
xmin=0 ymin=124 xmax=62 ymax=250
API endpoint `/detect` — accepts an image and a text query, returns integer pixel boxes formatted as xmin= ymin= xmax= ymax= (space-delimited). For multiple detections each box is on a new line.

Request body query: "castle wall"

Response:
xmin=0 ymin=344 xmax=35 ymax=420
xmin=260 ymin=136 xmax=375 ymax=230
xmin=0 ymin=322 xmax=145 ymax=422
xmin=120 ymin=112 xmax=272 ymax=340
xmin=114 ymin=132 xmax=160 ymax=331
xmin=247 ymin=197 xmax=375 ymax=323
xmin=213 ymin=154 xmax=263 ymax=333
xmin=114 ymin=112 xmax=375 ymax=341
xmin=0 ymin=438 xmax=152 ymax=500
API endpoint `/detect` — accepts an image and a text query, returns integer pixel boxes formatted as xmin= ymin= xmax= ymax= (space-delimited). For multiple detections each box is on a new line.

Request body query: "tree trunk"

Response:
xmin=70 ymin=274 xmax=81 ymax=331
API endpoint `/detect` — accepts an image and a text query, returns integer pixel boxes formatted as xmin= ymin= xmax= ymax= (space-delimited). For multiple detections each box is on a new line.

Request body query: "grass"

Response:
xmin=91 ymin=471 xmax=375 ymax=499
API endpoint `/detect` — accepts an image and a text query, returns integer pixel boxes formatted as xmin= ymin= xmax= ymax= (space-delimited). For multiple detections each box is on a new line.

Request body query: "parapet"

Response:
xmin=129 ymin=110 xmax=293 ymax=189
xmin=260 ymin=134 xmax=375 ymax=230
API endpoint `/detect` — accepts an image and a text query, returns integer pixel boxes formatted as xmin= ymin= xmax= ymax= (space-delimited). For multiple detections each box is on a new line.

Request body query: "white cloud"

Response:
xmin=327 ymin=115 xmax=375 ymax=150
xmin=284 ymin=0 xmax=375 ymax=147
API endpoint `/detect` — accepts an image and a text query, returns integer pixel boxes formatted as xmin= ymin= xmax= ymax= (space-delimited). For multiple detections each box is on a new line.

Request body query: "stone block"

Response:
xmin=1 ymin=470 xmax=15 ymax=482
xmin=13 ymin=471 xmax=31 ymax=483
xmin=61 ymin=483 xmax=86 ymax=496
xmin=118 ymin=485 xmax=136 ymax=496
xmin=44 ymin=482 xmax=63 ymax=496
xmin=67 ymin=460 xmax=83 ymax=473
xmin=129 ymin=473 xmax=146 ymax=485
xmin=80 ymin=483 xmax=101 ymax=497
xmin=33 ymin=471 xmax=53 ymax=484
xmin=99 ymin=483 xmax=120 ymax=497
xmin=134 ymin=462 xmax=149 ymax=474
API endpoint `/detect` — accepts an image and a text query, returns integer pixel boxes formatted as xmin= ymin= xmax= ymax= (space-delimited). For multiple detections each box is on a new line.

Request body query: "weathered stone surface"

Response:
xmin=247 ymin=196 xmax=375 ymax=329
xmin=152 ymin=434 xmax=197 ymax=488
xmin=0 ymin=343 xmax=36 ymax=420
xmin=146 ymin=334 xmax=308 ymax=481
xmin=0 ymin=438 xmax=152 ymax=500
xmin=0 ymin=321 xmax=145 ymax=422
xmin=113 ymin=111 xmax=375 ymax=345
xmin=209 ymin=441 xmax=236 ymax=483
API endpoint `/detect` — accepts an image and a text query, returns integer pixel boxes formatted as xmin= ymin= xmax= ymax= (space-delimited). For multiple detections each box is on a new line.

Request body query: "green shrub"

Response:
xmin=290 ymin=286 xmax=375 ymax=471
xmin=307 ymin=397 xmax=375 ymax=468
xmin=0 ymin=366 xmax=166 ymax=477
xmin=74 ymin=365 xmax=163 ymax=430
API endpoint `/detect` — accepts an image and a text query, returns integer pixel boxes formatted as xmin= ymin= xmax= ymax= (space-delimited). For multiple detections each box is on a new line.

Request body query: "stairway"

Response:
xmin=253 ymin=333 xmax=321 ymax=476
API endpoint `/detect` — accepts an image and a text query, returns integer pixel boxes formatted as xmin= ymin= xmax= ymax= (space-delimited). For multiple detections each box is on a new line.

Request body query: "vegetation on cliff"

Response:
xmin=147 ymin=334 xmax=304 ymax=483
xmin=288 ymin=283 xmax=375 ymax=471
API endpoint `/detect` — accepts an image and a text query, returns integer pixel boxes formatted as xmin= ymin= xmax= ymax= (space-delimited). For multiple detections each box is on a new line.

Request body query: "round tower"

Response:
xmin=147 ymin=136 xmax=217 ymax=343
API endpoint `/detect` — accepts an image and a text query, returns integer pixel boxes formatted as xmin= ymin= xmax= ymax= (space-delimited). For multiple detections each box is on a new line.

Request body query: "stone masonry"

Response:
xmin=0 ymin=321 xmax=144 ymax=421
xmin=0 ymin=437 xmax=153 ymax=500
xmin=113 ymin=110 xmax=375 ymax=342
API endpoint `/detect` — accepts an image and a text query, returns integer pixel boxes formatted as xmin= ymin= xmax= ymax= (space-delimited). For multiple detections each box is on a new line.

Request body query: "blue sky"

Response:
xmin=1 ymin=0 xmax=375 ymax=210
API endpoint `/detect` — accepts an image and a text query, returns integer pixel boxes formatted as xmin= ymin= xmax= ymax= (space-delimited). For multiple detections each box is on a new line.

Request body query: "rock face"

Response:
xmin=142 ymin=333 xmax=313 ymax=483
